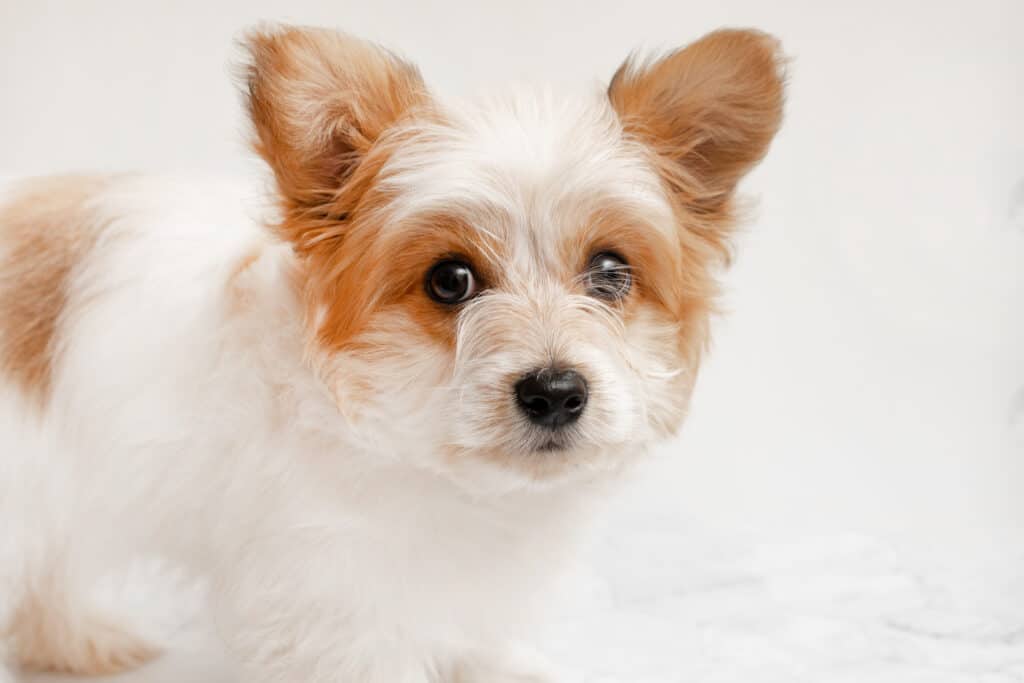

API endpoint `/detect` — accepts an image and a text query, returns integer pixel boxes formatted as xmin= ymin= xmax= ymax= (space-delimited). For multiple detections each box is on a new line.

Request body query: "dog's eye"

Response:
xmin=426 ymin=260 xmax=478 ymax=304
xmin=585 ymin=252 xmax=631 ymax=300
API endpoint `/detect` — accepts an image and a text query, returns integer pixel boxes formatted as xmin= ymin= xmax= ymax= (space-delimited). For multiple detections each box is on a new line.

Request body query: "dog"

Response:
xmin=0 ymin=25 xmax=784 ymax=682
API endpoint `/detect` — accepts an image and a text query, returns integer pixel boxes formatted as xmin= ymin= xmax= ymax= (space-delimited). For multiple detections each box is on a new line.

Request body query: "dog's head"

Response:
xmin=243 ymin=26 xmax=784 ymax=492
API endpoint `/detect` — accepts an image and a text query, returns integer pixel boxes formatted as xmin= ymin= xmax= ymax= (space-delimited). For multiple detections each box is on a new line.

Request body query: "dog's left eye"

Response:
xmin=585 ymin=252 xmax=631 ymax=300
xmin=426 ymin=259 xmax=478 ymax=304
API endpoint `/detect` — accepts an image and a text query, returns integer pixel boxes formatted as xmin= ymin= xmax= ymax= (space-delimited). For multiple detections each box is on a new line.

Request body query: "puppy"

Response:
xmin=0 ymin=25 xmax=784 ymax=683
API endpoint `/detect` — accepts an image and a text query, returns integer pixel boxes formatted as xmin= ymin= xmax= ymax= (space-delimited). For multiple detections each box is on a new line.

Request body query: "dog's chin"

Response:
xmin=432 ymin=429 xmax=638 ymax=497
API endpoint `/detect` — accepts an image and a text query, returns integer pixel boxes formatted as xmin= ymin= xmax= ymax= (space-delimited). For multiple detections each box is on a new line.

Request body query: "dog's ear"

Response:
xmin=242 ymin=26 xmax=429 ymax=220
xmin=609 ymin=29 xmax=785 ymax=226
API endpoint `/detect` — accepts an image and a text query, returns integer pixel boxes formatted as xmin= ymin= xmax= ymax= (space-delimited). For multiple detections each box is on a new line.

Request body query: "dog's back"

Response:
xmin=0 ymin=175 xmax=276 ymax=676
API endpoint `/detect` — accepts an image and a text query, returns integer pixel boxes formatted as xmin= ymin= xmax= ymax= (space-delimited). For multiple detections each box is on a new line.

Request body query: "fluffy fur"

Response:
xmin=0 ymin=25 xmax=784 ymax=682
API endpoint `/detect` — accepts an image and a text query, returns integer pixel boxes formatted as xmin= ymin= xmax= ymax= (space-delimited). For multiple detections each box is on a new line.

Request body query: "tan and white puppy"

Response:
xmin=0 ymin=25 xmax=784 ymax=683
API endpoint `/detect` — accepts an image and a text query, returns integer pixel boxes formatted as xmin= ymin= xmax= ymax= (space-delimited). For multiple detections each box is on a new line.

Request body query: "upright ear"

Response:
xmin=242 ymin=26 xmax=429 ymax=221
xmin=609 ymin=29 xmax=786 ymax=221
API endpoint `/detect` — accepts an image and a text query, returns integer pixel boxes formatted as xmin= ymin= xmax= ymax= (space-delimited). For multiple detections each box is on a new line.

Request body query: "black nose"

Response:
xmin=515 ymin=368 xmax=588 ymax=429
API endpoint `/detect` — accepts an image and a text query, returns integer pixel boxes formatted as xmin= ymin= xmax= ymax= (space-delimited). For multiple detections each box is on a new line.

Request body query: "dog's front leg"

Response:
xmin=210 ymin=533 xmax=436 ymax=683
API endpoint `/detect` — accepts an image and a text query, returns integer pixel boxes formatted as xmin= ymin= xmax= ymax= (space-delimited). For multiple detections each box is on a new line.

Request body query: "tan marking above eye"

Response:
xmin=304 ymin=210 xmax=506 ymax=353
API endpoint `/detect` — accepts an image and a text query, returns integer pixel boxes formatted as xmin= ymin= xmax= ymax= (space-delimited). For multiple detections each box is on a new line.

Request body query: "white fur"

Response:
xmin=0 ymin=90 xmax=687 ymax=683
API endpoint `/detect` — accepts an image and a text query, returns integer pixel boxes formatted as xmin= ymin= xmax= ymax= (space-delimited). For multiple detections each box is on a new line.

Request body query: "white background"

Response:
xmin=3 ymin=2 xmax=1022 ymax=681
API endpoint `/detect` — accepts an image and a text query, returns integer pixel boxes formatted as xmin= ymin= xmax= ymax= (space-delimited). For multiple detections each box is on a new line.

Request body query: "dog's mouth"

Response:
xmin=537 ymin=439 xmax=564 ymax=452
xmin=525 ymin=422 xmax=587 ymax=454
xmin=535 ymin=434 xmax=574 ymax=453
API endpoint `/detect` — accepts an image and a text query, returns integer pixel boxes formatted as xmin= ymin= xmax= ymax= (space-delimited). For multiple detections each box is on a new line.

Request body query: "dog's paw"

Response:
xmin=453 ymin=643 xmax=575 ymax=683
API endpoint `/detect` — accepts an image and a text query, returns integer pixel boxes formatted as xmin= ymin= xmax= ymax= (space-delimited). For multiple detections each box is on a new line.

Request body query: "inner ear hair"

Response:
xmin=241 ymin=25 xmax=430 ymax=221
xmin=608 ymin=29 xmax=787 ymax=217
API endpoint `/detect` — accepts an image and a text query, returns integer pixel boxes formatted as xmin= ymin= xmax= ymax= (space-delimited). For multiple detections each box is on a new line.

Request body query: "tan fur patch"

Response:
xmin=243 ymin=26 xmax=448 ymax=353
xmin=312 ymin=210 xmax=507 ymax=352
xmin=607 ymin=29 xmax=786 ymax=372
xmin=6 ymin=572 xmax=158 ymax=675
xmin=225 ymin=245 xmax=265 ymax=313
xmin=0 ymin=175 xmax=110 ymax=406
xmin=559 ymin=202 xmax=714 ymax=372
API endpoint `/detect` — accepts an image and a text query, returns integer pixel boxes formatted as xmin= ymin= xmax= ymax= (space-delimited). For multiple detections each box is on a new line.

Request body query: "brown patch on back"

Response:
xmin=0 ymin=175 xmax=110 ymax=406
xmin=5 ymin=567 xmax=158 ymax=675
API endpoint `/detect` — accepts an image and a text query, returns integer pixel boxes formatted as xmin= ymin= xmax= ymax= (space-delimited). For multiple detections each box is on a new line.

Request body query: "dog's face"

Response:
xmin=244 ymin=27 xmax=784 ymax=492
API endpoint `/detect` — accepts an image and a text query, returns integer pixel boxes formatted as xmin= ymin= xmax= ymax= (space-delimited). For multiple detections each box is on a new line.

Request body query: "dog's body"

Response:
xmin=0 ymin=27 xmax=784 ymax=683
xmin=0 ymin=174 xmax=596 ymax=682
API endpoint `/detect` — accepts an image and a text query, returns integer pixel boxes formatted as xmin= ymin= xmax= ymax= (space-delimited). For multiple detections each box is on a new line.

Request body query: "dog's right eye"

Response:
xmin=585 ymin=251 xmax=631 ymax=300
xmin=426 ymin=260 xmax=478 ymax=304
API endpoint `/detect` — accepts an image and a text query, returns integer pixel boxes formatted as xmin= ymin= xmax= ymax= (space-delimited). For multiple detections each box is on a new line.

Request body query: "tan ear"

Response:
xmin=609 ymin=29 xmax=786 ymax=219
xmin=242 ymin=26 xmax=429 ymax=218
